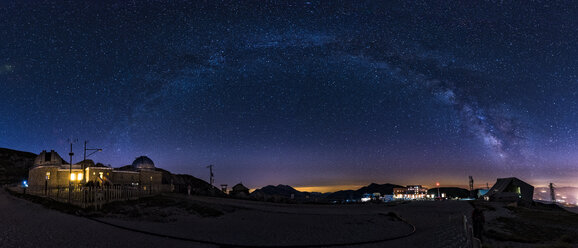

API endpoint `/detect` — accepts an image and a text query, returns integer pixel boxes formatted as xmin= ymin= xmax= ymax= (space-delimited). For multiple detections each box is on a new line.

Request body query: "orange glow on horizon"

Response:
xmin=293 ymin=185 xmax=366 ymax=193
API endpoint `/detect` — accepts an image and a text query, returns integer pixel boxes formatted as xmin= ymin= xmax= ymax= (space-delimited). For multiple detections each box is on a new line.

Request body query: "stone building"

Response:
xmin=28 ymin=150 xmax=163 ymax=192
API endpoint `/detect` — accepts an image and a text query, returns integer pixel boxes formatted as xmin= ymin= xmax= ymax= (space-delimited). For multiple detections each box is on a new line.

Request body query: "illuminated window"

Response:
xmin=70 ymin=173 xmax=76 ymax=181
xmin=46 ymin=172 xmax=50 ymax=180
xmin=99 ymin=172 xmax=103 ymax=179
xmin=77 ymin=173 xmax=83 ymax=181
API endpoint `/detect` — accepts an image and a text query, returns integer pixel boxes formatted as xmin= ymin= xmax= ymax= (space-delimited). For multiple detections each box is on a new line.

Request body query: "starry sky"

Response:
xmin=1 ymin=1 xmax=577 ymax=191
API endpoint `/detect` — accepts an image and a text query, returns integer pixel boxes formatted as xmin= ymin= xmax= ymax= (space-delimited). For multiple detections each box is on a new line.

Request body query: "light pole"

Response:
xmin=68 ymin=140 xmax=75 ymax=203
xmin=83 ymin=140 xmax=102 ymax=182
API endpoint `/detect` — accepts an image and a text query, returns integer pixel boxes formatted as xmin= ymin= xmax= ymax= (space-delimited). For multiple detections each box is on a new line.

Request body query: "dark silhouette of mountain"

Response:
xmin=251 ymin=184 xmax=308 ymax=199
xmin=169 ymin=173 xmax=225 ymax=196
xmin=326 ymin=190 xmax=360 ymax=201
xmin=0 ymin=148 xmax=36 ymax=184
xmin=357 ymin=183 xmax=404 ymax=195
xmin=326 ymin=183 xmax=404 ymax=201
xmin=428 ymin=187 xmax=469 ymax=198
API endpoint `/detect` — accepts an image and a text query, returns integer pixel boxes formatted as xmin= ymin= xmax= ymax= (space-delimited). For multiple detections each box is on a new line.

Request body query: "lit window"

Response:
xmin=77 ymin=173 xmax=83 ymax=181
xmin=70 ymin=173 xmax=76 ymax=181
xmin=46 ymin=172 xmax=50 ymax=180
xmin=99 ymin=172 xmax=103 ymax=179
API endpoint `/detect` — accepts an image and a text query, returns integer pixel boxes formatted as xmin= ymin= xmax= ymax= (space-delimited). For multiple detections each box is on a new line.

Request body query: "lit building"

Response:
xmin=28 ymin=150 xmax=163 ymax=192
xmin=393 ymin=185 xmax=434 ymax=200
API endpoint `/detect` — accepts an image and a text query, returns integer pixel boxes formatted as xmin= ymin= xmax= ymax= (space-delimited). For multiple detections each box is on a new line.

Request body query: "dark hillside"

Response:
xmin=0 ymin=148 xmax=36 ymax=184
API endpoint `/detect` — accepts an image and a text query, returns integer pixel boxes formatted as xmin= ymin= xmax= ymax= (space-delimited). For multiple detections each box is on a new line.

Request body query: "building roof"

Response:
xmin=485 ymin=177 xmax=534 ymax=201
xmin=487 ymin=177 xmax=532 ymax=193
xmin=34 ymin=150 xmax=72 ymax=168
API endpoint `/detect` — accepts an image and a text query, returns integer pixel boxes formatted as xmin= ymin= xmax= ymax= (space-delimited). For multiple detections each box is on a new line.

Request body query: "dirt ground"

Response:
xmin=0 ymin=189 xmax=508 ymax=248
xmin=95 ymin=193 xmax=474 ymax=248
xmin=473 ymin=201 xmax=578 ymax=248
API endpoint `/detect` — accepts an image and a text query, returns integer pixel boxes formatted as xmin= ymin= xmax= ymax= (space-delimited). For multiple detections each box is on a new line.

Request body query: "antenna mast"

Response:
xmin=67 ymin=138 xmax=77 ymax=203
xmin=207 ymin=164 xmax=214 ymax=186
xmin=549 ymin=182 xmax=556 ymax=203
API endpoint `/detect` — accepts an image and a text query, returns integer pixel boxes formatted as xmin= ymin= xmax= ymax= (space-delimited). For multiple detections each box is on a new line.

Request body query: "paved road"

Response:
xmin=1 ymin=189 xmax=471 ymax=248
xmin=0 ymin=188 xmax=201 ymax=248
xmin=383 ymin=201 xmax=472 ymax=248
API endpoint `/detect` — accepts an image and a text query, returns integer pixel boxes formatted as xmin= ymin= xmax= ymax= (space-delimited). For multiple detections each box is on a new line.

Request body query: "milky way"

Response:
xmin=1 ymin=1 xmax=577 ymax=189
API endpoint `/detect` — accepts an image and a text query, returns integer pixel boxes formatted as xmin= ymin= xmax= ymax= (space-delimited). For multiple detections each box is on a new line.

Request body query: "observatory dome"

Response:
xmin=131 ymin=156 xmax=155 ymax=170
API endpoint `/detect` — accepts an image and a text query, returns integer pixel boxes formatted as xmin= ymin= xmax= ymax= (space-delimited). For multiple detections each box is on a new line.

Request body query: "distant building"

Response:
xmin=28 ymin=150 xmax=163 ymax=192
xmin=230 ymin=183 xmax=250 ymax=198
xmin=394 ymin=185 xmax=434 ymax=200
xmin=485 ymin=177 xmax=534 ymax=202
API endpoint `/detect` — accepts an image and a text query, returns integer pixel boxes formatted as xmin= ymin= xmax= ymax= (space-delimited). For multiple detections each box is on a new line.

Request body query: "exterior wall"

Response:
xmin=111 ymin=171 xmax=139 ymax=186
xmin=28 ymin=166 xmax=84 ymax=188
xmin=138 ymin=170 xmax=162 ymax=190
xmin=85 ymin=167 xmax=113 ymax=184
xmin=56 ymin=169 xmax=84 ymax=186
xmin=521 ymin=185 xmax=534 ymax=202
xmin=28 ymin=166 xmax=59 ymax=188
xmin=29 ymin=164 xmax=165 ymax=194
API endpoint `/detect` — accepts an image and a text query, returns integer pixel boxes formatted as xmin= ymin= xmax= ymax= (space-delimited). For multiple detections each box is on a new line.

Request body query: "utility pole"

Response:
xmin=68 ymin=139 xmax=76 ymax=203
xmin=207 ymin=165 xmax=214 ymax=195
xmin=549 ymin=182 xmax=556 ymax=203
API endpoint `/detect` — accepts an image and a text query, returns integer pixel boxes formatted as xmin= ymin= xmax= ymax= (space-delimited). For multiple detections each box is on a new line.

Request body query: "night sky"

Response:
xmin=1 ymin=1 xmax=577 ymax=191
